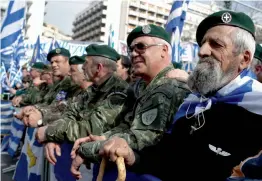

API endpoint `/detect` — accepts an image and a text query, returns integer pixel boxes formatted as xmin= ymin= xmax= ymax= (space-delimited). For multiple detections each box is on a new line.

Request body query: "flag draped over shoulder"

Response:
xmin=165 ymin=0 xmax=189 ymax=63
xmin=169 ymin=69 xmax=262 ymax=133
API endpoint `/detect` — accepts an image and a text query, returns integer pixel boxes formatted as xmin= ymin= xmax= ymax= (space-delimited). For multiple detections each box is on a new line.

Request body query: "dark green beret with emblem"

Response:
xmin=47 ymin=48 xmax=71 ymax=61
xmin=127 ymin=24 xmax=171 ymax=46
xmin=85 ymin=44 xmax=120 ymax=61
xmin=196 ymin=11 xmax=255 ymax=46
xmin=69 ymin=55 xmax=86 ymax=65
xmin=254 ymin=44 xmax=262 ymax=62
xmin=31 ymin=62 xmax=48 ymax=71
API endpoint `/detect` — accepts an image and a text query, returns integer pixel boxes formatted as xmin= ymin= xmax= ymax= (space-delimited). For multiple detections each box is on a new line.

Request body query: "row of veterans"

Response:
xmin=11 ymin=10 xmax=262 ymax=180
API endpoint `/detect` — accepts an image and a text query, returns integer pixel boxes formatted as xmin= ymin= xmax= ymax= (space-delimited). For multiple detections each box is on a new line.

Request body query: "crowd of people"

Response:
xmin=2 ymin=10 xmax=262 ymax=181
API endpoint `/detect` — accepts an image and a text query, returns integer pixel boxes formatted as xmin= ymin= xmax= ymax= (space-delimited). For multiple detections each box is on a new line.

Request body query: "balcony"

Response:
xmin=148 ymin=15 xmax=155 ymax=21
xmin=139 ymin=4 xmax=148 ymax=10
xmin=139 ymin=13 xmax=147 ymax=19
xmin=148 ymin=6 xmax=156 ymax=12
xmin=138 ymin=21 xmax=145 ymax=26
xmin=129 ymin=19 xmax=138 ymax=25
xmin=102 ymin=18 xmax=106 ymax=24
xmin=129 ymin=10 xmax=138 ymax=16
xmin=157 ymin=18 xmax=166 ymax=24
xmin=130 ymin=1 xmax=139 ymax=7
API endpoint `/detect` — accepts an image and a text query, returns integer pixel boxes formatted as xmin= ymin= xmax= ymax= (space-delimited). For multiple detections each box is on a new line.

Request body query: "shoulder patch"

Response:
xmin=142 ymin=108 xmax=158 ymax=125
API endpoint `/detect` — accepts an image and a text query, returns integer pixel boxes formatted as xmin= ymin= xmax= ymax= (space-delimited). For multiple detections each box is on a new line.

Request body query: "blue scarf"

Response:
xmin=169 ymin=69 xmax=262 ymax=133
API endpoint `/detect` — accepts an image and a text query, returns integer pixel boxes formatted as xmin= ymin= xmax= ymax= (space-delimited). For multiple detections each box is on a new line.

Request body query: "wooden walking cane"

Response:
xmin=96 ymin=157 xmax=126 ymax=181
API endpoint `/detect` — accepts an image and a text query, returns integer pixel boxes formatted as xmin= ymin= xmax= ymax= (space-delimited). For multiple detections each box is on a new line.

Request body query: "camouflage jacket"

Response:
xmin=45 ymin=74 xmax=129 ymax=143
xmin=78 ymin=64 xmax=190 ymax=159
xmin=20 ymin=82 xmax=51 ymax=106
xmin=38 ymin=85 xmax=85 ymax=125
xmin=40 ymin=76 xmax=75 ymax=105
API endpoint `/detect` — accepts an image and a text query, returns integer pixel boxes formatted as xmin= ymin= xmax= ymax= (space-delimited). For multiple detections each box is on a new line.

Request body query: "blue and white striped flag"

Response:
xmin=0 ymin=62 xmax=10 ymax=93
xmin=108 ymin=24 xmax=115 ymax=48
xmin=0 ymin=0 xmax=26 ymax=69
xmin=165 ymin=0 xmax=189 ymax=63
xmin=8 ymin=57 xmax=22 ymax=87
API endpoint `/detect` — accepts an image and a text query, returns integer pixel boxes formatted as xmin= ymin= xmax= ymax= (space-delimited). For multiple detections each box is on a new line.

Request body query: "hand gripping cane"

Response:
xmin=96 ymin=157 xmax=126 ymax=181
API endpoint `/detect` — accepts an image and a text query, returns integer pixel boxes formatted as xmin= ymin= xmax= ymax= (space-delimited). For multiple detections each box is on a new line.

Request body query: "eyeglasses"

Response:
xmin=128 ymin=43 xmax=164 ymax=56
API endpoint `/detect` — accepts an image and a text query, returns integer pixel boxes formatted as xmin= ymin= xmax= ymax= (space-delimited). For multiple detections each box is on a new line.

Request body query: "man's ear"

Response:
xmin=239 ymin=50 xmax=252 ymax=71
xmin=161 ymin=44 xmax=168 ymax=58
xmin=97 ymin=63 xmax=103 ymax=73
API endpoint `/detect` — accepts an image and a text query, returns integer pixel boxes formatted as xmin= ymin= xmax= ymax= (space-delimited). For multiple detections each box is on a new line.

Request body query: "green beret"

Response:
xmin=85 ymin=44 xmax=120 ymax=61
xmin=47 ymin=48 xmax=71 ymax=61
xmin=127 ymin=24 xmax=171 ymax=46
xmin=196 ymin=11 xmax=255 ymax=46
xmin=31 ymin=62 xmax=48 ymax=71
xmin=69 ymin=55 xmax=86 ymax=65
xmin=254 ymin=44 xmax=262 ymax=62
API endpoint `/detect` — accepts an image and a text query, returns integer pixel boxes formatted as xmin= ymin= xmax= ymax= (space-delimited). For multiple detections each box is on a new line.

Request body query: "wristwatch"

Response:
xmin=37 ymin=119 xmax=43 ymax=127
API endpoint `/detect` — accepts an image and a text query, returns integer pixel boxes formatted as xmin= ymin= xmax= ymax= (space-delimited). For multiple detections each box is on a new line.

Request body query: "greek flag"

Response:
xmin=108 ymin=24 xmax=115 ymax=48
xmin=169 ymin=69 xmax=262 ymax=132
xmin=8 ymin=57 xmax=22 ymax=87
xmin=31 ymin=35 xmax=49 ymax=64
xmin=13 ymin=127 xmax=44 ymax=181
xmin=0 ymin=100 xmax=14 ymax=135
xmin=48 ymin=38 xmax=60 ymax=53
xmin=0 ymin=62 xmax=10 ymax=93
xmin=165 ymin=0 xmax=189 ymax=62
xmin=0 ymin=0 xmax=26 ymax=69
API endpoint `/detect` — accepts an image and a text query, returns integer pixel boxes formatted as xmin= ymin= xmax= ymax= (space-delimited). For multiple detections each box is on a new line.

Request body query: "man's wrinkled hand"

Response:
xmin=70 ymin=154 xmax=84 ymax=180
xmin=71 ymin=134 xmax=106 ymax=159
xmin=99 ymin=137 xmax=135 ymax=166
xmin=12 ymin=96 xmax=22 ymax=107
xmin=14 ymin=106 xmax=34 ymax=121
xmin=166 ymin=69 xmax=189 ymax=82
xmin=36 ymin=126 xmax=47 ymax=143
xmin=23 ymin=108 xmax=42 ymax=127
xmin=44 ymin=142 xmax=61 ymax=165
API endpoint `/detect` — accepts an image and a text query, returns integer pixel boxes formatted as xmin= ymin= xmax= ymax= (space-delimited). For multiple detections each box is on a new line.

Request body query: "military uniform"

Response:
xmin=45 ymin=74 xmax=128 ymax=142
xmin=19 ymin=62 xmax=50 ymax=106
xmin=43 ymin=44 xmax=129 ymax=142
xmin=78 ymin=64 xmax=189 ymax=161
xmin=36 ymin=54 xmax=88 ymax=124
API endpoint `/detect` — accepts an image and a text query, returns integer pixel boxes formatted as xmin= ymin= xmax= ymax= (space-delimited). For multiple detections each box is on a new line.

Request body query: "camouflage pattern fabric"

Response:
xmin=38 ymin=85 xmax=85 ymax=125
xmin=78 ymin=64 xmax=190 ymax=160
xmin=45 ymin=74 xmax=129 ymax=142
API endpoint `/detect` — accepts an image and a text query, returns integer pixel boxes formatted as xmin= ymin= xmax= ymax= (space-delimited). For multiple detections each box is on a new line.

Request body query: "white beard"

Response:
xmin=188 ymin=57 xmax=235 ymax=95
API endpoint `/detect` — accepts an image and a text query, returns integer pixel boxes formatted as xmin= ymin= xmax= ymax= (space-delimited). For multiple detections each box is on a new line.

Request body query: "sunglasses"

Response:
xmin=128 ymin=43 xmax=164 ymax=56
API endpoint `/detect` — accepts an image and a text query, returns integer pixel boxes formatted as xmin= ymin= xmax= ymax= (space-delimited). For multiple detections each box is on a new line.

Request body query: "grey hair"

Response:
xmin=250 ymin=57 xmax=262 ymax=72
xmin=230 ymin=27 xmax=256 ymax=63
xmin=77 ymin=64 xmax=83 ymax=73
xmin=92 ymin=56 xmax=117 ymax=72
xmin=152 ymin=37 xmax=172 ymax=60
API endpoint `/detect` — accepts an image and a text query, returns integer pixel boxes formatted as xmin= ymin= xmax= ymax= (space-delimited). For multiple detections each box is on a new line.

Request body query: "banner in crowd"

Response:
xmin=13 ymin=127 xmax=44 ymax=181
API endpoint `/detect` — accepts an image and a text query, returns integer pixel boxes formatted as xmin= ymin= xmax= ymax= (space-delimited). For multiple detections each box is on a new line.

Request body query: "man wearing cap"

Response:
xmin=15 ymin=48 xmax=75 ymax=125
xmin=12 ymin=62 xmax=49 ymax=106
xmin=93 ymin=11 xmax=262 ymax=180
xmin=69 ymin=24 xmax=189 ymax=178
xmin=36 ymin=44 xmax=128 ymax=165
xmin=251 ymin=44 xmax=262 ymax=83
xmin=25 ymin=55 xmax=92 ymax=127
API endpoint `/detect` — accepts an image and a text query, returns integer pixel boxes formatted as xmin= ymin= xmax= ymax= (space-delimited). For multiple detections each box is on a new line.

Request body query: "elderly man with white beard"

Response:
xmin=95 ymin=11 xmax=262 ymax=181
